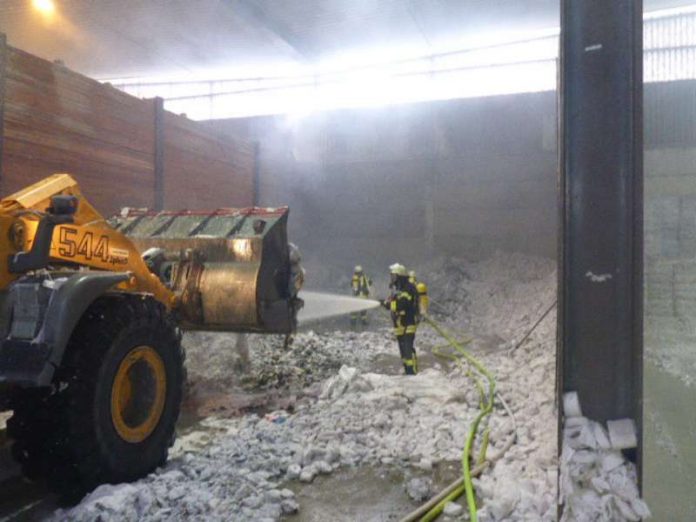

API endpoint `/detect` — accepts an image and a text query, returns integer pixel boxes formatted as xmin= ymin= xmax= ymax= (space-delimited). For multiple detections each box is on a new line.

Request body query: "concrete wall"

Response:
xmin=208 ymin=92 xmax=558 ymax=281
xmin=640 ymin=82 xmax=696 ymax=520
xmin=208 ymin=80 xmax=696 ymax=295
xmin=639 ymin=80 xmax=696 ymax=390
xmin=644 ymin=147 xmax=696 ymax=367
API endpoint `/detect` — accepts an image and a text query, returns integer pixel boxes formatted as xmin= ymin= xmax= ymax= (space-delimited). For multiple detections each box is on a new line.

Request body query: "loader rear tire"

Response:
xmin=8 ymin=294 xmax=184 ymax=503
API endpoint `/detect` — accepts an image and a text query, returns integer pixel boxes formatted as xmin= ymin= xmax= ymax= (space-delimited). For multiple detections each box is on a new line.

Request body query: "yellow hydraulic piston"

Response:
xmin=0 ymin=173 xmax=301 ymax=333
xmin=0 ymin=174 xmax=176 ymax=306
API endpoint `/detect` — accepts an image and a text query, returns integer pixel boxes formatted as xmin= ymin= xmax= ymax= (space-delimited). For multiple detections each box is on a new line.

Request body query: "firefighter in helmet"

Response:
xmin=382 ymin=263 xmax=419 ymax=375
xmin=408 ymin=270 xmax=430 ymax=317
xmin=351 ymin=265 xmax=372 ymax=327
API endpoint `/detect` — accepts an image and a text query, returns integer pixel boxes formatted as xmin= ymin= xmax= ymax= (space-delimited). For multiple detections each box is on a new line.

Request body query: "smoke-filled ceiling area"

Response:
xmin=0 ymin=0 xmax=690 ymax=79
xmin=0 ymin=0 xmax=567 ymax=79
xmin=0 ymin=1 xmax=694 ymax=521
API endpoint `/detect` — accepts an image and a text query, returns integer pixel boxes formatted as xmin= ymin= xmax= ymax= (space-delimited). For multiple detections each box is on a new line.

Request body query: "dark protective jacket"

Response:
xmin=352 ymin=272 xmax=371 ymax=297
xmin=387 ymin=279 xmax=419 ymax=336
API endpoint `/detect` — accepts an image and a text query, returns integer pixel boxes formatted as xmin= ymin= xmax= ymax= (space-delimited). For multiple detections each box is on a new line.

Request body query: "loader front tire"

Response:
xmin=8 ymin=294 xmax=184 ymax=502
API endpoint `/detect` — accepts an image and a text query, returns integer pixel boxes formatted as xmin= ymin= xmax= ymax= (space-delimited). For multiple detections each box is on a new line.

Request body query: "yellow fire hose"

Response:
xmin=381 ymin=304 xmax=508 ymax=521
xmin=419 ymin=315 xmax=497 ymax=522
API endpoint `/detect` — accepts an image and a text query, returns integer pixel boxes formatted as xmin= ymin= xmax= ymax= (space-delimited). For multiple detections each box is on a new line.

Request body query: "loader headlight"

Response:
xmin=9 ymin=220 xmax=25 ymax=251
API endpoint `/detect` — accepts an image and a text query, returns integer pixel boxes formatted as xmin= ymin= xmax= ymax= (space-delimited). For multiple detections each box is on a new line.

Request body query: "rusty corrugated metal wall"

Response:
xmin=0 ymin=38 xmax=255 ymax=214
xmin=644 ymin=11 xmax=696 ymax=149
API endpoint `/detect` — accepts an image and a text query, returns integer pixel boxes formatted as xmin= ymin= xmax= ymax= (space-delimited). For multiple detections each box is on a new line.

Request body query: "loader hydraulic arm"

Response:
xmin=8 ymin=195 xmax=78 ymax=273
xmin=0 ymin=174 xmax=175 ymax=307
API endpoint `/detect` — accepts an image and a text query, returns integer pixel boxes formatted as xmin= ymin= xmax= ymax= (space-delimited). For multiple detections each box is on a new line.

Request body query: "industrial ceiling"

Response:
xmin=0 ymin=0 xmax=693 ymax=81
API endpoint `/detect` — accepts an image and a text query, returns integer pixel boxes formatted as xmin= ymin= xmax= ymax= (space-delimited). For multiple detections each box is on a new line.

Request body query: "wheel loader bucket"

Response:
xmin=112 ymin=207 xmax=302 ymax=334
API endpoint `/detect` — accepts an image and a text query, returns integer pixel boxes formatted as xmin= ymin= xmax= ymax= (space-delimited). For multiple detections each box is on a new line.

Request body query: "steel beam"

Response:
xmin=253 ymin=142 xmax=260 ymax=206
xmin=0 ymin=33 xmax=7 ymax=186
xmin=153 ymin=97 xmax=164 ymax=211
xmin=559 ymin=0 xmax=643 ymax=461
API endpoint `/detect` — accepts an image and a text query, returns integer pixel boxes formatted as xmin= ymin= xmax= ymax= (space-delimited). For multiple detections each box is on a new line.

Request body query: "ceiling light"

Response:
xmin=32 ymin=0 xmax=56 ymax=16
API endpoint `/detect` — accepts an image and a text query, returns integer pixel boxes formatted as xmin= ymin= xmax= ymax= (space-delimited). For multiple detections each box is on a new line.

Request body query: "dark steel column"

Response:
xmin=253 ymin=141 xmax=261 ymax=206
xmin=559 ymin=0 xmax=643 ymax=456
xmin=0 ymin=34 xmax=7 ymax=185
xmin=153 ymin=97 xmax=165 ymax=210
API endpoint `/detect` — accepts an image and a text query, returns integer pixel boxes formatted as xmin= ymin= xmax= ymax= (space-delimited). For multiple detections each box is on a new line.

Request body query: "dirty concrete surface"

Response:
xmin=643 ymin=360 xmax=696 ymax=520
xmin=6 ymin=252 xmax=562 ymax=521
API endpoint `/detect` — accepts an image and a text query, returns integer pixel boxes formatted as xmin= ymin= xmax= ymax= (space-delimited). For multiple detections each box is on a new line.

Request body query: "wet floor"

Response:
xmin=369 ymin=351 xmax=453 ymax=375
xmin=0 ymin=430 xmax=56 ymax=522
xmin=0 ymin=478 xmax=54 ymax=522
xmin=643 ymin=359 xmax=696 ymax=520
xmin=0 ymin=403 xmax=223 ymax=522
xmin=287 ymin=463 xmax=462 ymax=522
xmin=0 ymin=325 xmax=479 ymax=521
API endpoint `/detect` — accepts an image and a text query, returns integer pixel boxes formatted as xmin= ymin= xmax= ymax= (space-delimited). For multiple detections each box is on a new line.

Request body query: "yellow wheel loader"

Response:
xmin=0 ymin=174 xmax=303 ymax=500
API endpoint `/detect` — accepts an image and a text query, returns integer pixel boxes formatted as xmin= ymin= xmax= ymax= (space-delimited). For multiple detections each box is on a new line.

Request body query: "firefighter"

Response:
xmin=350 ymin=265 xmax=372 ymax=327
xmin=408 ymin=270 xmax=430 ymax=317
xmin=382 ymin=263 xmax=419 ymax=375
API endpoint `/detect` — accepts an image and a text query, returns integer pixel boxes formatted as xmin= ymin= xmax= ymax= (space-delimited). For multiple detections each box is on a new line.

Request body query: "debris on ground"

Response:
xmin=52 ymin=251 xmax=560 ymax=522
xmin=443 ymin=500 xmax=465 ymax=518
xmin=560 ymin=393 xmax=651 ymax=521
xmin=406 ymin=477 xmax=434 ymax=502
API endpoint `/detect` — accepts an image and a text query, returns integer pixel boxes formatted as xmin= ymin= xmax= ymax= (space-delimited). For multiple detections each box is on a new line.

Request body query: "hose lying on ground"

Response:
xmin=398 ymin=430 xmax=517 ymax=522
xmin=507 ymin=301 xmax=557 ymax=355
xmin=399 ymin=462 xmax=489 ymax=522
xmin=420 ymin=315 xmax=497 ymax=522
xmin=379 ymin=306 xmax=514 ymax=521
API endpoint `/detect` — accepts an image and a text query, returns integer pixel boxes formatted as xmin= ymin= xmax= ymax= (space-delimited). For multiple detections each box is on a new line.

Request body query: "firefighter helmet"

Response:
xmin=389 ymin=263 xmax=407 ymax=277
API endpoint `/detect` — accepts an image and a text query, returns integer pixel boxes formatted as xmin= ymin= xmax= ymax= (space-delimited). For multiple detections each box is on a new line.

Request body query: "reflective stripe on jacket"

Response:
xmin=389 ymin=284 xmax=419 ymax=336
xmin=352 ymin=273 xmax=371 ymax=296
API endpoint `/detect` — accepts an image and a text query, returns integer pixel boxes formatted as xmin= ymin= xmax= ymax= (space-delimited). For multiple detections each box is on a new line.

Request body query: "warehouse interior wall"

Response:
xmin=209 ymin=79 xmax=696 ymax=289
xmin=208 ymin=83 xmax=696 ymax=517
xmin=0 ymin=40 xmax=255 ymax=215
xmin=641 ymin=79 xmax=696 ymax=520
xmin=212 ymin=79 xmax=696 ymax=515
xmin=208 ymin=92 xmax=559 ymax=282
xmin=643 ymin=80 xmax=696 ymax=362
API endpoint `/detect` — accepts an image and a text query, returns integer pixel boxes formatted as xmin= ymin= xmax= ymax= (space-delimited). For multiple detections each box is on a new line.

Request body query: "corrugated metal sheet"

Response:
xmin=0 ymin=42 xmax=256 ymax=212
xmin=645 ymin=80 xmax=696 ymax=148
xmin=645 ymin=12 xmax=696 ymax=82
xmin=643 ymin=12 xmax=696 ymax=148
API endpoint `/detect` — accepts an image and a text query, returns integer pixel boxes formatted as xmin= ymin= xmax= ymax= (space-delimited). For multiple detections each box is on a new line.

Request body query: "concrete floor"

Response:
xmin=643 ymin=359 xmax=696 ymax=521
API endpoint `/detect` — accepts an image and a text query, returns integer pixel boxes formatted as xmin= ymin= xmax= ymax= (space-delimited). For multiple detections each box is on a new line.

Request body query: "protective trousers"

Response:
xmin=397 ymin=333 xmax=417 ymax=375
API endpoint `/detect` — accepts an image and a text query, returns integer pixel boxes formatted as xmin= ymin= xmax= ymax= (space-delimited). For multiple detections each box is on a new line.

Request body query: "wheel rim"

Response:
xmin=110 ymin=346 xmax=167 ymax=444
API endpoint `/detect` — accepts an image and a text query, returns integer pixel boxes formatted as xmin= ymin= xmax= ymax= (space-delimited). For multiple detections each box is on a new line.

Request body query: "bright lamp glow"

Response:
xmin=32 ymin=0 xmax=56 ymax=16
xmin=107 ymin=4 xmax=696 ymax=120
